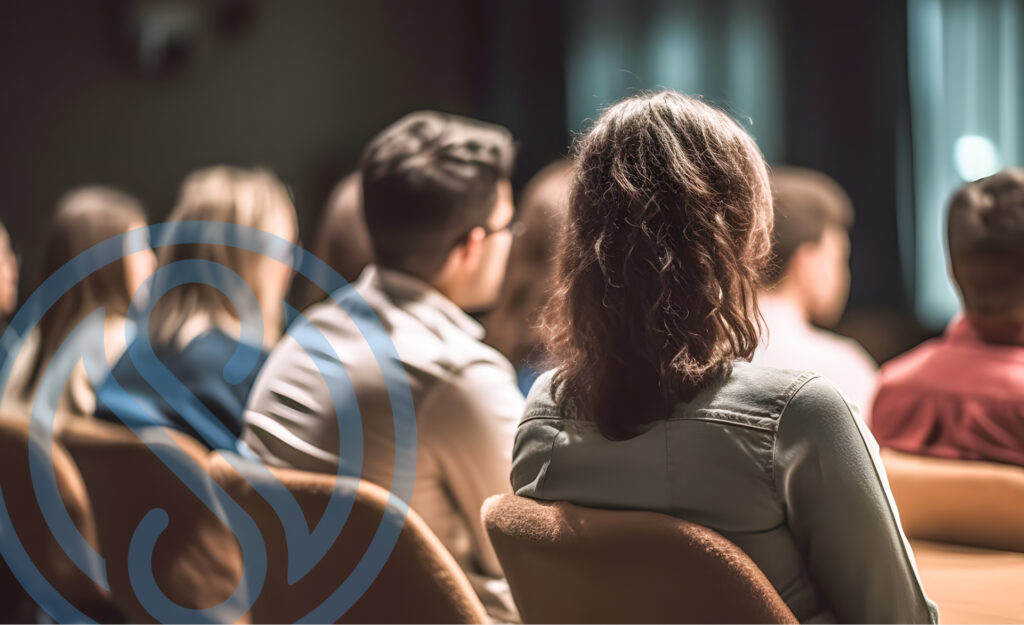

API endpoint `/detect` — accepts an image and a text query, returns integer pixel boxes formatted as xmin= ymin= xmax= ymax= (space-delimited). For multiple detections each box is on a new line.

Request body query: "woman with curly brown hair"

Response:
xmin=511 ymin=91 xmax=937 ymax=624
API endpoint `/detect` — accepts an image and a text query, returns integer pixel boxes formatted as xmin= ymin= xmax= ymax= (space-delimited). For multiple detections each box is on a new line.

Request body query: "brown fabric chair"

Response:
xmin=57 ymin=418 xmax=246 ymax=623
xmin=207 ymin=451 xmax=488 ymax=624
xmin=0 ymin=414 xmax=118 ymax=622
xmin=910 ymin=538 xmax=1024 ymax=624
xmin=881 ymin=448 xmax=1024 ymax=552
xmin=482 ymin=494 xmax=797 ymax=624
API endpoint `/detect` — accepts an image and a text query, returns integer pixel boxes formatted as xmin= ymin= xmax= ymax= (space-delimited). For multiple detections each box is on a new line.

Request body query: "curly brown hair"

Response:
xmin=542 ymin=91 xmax=774 ymax=440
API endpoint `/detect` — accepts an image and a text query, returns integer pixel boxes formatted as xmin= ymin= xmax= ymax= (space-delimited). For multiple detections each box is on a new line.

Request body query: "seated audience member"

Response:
xmin=298 ymin=172 xmax=374 ymax=309
xmin=872 ymin=167 xmax=1024 ymax=466
xmin=483 ymin=159 xmax=572 ymax=394
xmin=95 ymin=166 xmax=297 ymax=451
xmin=2 ymin=188 xmax=155 ymax=422
xmin=243 ymin=111 xmax=522 ymax=620
xmin=0 ymin=219 xmax=18 ymax=335
xmin=752 ymin=166 xmax=878 ymax=421
xmin=512 ymin=91 xmax=937 ymax=624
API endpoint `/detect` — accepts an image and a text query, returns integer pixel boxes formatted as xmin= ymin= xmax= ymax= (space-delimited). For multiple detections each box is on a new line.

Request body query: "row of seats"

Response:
xmin=485 ymin=449 xmax=1024 ymax=624
xmin=0 ymin=416 xmax=486 ymax=623
xmin=881 ymin=449 xmax=1024 ymax=624
xmin=2 ymin=414 xmax=1024 ymax=623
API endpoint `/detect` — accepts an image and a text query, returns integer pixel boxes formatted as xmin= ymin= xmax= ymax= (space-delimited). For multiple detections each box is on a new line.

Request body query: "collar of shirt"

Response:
xmin=945 ymin=314 xmax=1024 ymax=348
xmin=356 ymin=264 xmax=486 ymax=341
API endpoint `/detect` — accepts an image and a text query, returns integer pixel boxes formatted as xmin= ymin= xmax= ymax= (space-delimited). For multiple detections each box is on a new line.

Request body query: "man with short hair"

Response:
xmin=243 ymin=111 xmax=522 ymax=618
xmin=752 ymin=166 xmax=878 ymax=421
xmin=872 ymin=168 xmax=1024 ymax=466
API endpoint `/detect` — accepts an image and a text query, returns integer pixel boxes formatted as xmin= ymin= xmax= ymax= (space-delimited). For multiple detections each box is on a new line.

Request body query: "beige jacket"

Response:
xmin=243 ymin=266 xmax=523 ymax=597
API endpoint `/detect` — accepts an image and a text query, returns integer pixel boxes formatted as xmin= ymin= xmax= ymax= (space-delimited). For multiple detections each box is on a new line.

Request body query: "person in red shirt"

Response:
xmin=872 ymin=167 xmax=1024 ymax=466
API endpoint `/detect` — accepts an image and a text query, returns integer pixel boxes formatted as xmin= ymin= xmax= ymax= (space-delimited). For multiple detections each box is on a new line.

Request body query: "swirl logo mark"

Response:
xmin=0 ymin=221 xmax=418 ymax=623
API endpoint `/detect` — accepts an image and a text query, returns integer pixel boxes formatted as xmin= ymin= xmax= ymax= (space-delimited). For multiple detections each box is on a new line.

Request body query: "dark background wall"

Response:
xmin=0 ymin=0 xmax=567 ymax=287
xmin=0 ymin=0 xmax=924 ymax=358
xmin=782 ymin=0 xmax=912 ymax=313
xmin=780 ymin=0 xmax=930 ymax=357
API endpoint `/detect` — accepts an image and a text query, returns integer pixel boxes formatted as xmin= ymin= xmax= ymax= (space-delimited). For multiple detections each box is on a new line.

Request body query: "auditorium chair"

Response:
xmin=208 ymin=451 xmax=488 ymax=624
xmin=481 ymin=494 xmax=797 ymax=624
xmin=882 ymin=449 xmax=1024 ymax=623
xmin=0 ymin=414 xmax=118 ymax=622
xmin=881 ymin=448 xmax=1024 ymax=552
xmin=57 ymin=418 xmax=246 ymax=623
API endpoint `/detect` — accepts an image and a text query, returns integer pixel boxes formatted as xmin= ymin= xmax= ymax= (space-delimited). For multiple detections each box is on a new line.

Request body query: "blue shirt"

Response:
xmin=95 ymin=329 xmax=268 ymax=451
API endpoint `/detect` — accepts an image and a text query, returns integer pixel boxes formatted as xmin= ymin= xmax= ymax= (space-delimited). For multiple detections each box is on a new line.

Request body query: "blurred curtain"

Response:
xmin=566 ymin=0 xmax=782 ymax=160
xmin=907 ymin=0 xmax=1024 ymax=327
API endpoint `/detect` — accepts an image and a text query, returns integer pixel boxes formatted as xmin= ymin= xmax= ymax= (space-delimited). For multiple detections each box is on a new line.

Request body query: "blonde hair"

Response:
xmin=150 ymin=166 xmax=298 ymax=348
xmin=24 ymin=187 xmax=146 ymax=397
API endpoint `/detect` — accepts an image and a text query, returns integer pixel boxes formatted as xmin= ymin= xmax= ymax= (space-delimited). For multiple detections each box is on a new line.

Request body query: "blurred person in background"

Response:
xmin=243 ymin=111 xmax=522 ymax=621
xmin=512 ymin=91 xmax=936 ymax=624
xmin=0 ymin=220 xmax=18 ymax=335
xmin=483 ymin=159 xmax=572 ymax=394
xmin=1 ymin=188 xmax=155 ymax=423
xmin=752 ymin=166 xmax=878 ymax=422
xmin=95 ymin=166 xmax=297 ymax=451
xmin=299 ymin=171 xmax=373 ymax=309
xmin=872 ymin=167 xmax=1024 ymax=466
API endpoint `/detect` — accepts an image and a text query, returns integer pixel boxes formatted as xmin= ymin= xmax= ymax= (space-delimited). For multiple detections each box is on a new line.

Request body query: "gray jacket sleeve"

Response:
xmin=774 ymin=376 xmax=939 ymax=624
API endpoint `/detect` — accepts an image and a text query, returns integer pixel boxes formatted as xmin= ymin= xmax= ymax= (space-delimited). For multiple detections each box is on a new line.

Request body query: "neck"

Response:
xmin=759 ymin=281 xmax=810 ymax=322
xmin=967 ymin=314 xmax=1024 ymax=347
xmin=429 ymin=266 xmax=466 ymax=310
xmin=376 ymin=264 xmax=465 ymax=309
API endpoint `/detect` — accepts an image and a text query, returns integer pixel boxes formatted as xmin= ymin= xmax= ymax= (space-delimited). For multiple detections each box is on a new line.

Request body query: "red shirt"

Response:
xmin=871 ymin=317 xmax=1024 ymax=466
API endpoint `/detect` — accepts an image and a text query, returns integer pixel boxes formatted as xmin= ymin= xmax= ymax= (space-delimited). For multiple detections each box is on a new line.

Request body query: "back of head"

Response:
xmin=313 ymin=172 xmax=372 ymax=284
xmin=25 ymin=187 xmax=146 ymax=395
xmin=543 ymin=91 xmax=773 ymax=440
xmin=167 ymin=165 xmax=296 ymax=236
xmin=764 ymin=167 xmax=854 ymax=286
xmin=299 ymin=172 xmax=373 ymax=308
xmin=46 ymin=187 xmax=146 ymax=309
xmin=484 ymin=159 xmax=574 ymax=364
xmin=152 ymin=165 xmax=297 ymax=347
xmin=359 ymin=110 xmax=515 ymax=279
xmin=947 ymin=167 xmax=1024 ymax=343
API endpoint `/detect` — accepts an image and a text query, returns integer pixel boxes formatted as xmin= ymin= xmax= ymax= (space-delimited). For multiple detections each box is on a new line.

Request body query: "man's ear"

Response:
xmin=458 ymin=226 xmax=486 ymax=270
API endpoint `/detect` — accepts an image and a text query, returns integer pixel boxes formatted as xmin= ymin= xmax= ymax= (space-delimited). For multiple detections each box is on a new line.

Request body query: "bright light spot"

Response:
xmin=954 ymin=134 xmax=1002 ymax=181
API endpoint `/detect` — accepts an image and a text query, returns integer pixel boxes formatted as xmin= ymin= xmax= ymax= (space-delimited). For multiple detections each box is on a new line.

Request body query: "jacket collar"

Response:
xmin=356 ymin=265 xmax=486 ymax=340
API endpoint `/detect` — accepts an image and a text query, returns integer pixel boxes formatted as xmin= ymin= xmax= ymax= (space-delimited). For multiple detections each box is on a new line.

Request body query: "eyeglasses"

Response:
xmin=480 ymin=216 xmax=526 ymax=239
xmin=452 ymin=215 xmax=525 ymax=250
